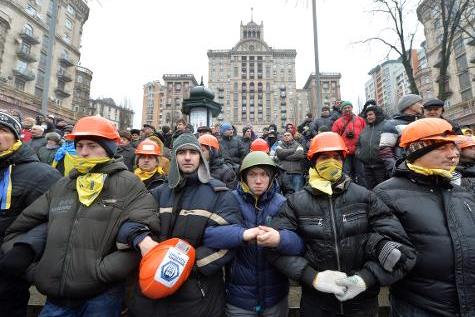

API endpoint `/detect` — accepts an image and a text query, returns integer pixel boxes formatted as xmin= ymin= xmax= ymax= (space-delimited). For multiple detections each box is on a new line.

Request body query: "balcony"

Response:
xmin=19 ymin=31 xmax=40 ymax=45
xmin=55 ymin=87 xmax=71 ymax=98
xmin=13 ymin=67 xmax=35 ymax=81
xmin=57 ymin=70 xmax=73 ymax=82
xmin=59 ymin=54 xmax=75 ymax=67
xmin=470 ymin=55 xmax=475 ymax=64
xmin=16 ymin=47 xmax=37 ymax=63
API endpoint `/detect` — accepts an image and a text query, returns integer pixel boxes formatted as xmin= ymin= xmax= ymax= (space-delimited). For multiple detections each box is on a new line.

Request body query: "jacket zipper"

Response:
xmin=369 ymin=126 xmax=374 ymax=162
xmin=59 ymin=204 xmax=81 ymax=295
xmin=300 ymin=216 xmax=323 ymax=226
xmin=328 ymin=196 xmax=343 ymax=314
xmin=464 ymin=201 xmax=472 ymax=213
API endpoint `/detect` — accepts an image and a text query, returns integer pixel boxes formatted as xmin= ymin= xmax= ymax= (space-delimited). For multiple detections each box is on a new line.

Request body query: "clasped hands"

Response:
xmin=312 ymin=270 xmax=367 ymax=302
xmin=242 ymin=226 xmax=280 ymax=248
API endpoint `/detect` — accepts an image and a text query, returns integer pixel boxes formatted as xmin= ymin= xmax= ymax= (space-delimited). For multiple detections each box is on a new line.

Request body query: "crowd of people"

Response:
xmin=0 ymin=93 xmax=474 ymax=317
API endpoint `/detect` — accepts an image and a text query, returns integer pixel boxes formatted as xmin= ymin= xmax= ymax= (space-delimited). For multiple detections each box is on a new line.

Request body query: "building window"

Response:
xmin=15 ymin=78 xmax=26 ymax=91
xmin=63 ymin=33 xmax=71 ymax=44
xmin=35 ymin=86 xmax=43 ymax=98
xmin=459 ymin=71 xmax=471 ymax=91
xmin=23 ymin=24 xmax=34 ymax=36
xmin=461 ymin=88 xmax=473 ymax=102
xmin=36 ymin=69 xmax=45 ymax=87
xmin=67 ymin=4 xmax=76 ymax=16
xmin=25 ymin=5 xmax=37 ymax=17
xmin=65 ymin=18 xmax=73 ymax=30
xmin=19 ymin=42 xmax=32 ymax=55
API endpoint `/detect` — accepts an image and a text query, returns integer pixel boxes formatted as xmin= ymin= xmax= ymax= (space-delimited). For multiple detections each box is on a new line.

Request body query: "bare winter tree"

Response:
xmin=363 ymin=0 xmax=420 ymax=95
xmin=418 ymin=0 xmax=472 ymax=100
xmin=458 ymin=0 xmax=475 ymax=43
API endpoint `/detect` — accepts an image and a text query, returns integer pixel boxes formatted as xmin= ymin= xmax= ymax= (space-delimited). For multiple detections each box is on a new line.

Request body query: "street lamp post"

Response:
xmin=312 ymin=0 xmax=321 ymax=117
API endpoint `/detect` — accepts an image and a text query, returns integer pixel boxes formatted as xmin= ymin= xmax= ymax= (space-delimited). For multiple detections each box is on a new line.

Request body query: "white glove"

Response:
xmin=335 ymin=275 xmax=367 ymax=302
xmin=312 ymin=270 xmax=347 ymax=296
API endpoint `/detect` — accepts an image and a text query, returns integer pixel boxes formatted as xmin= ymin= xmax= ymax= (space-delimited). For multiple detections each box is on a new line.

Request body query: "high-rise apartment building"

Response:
xmin=0 ymin=0 xmax=90 ymax=120
xmin=303 ymin=72 xmax=341 ymax=118
xmin=207 ymin=20 xmax=297 ymax=131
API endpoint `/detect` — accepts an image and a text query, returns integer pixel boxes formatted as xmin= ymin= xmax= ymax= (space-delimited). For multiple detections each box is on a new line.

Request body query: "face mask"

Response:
xmin=315 ymin=158 xmax=343 ymax=182
xmin=72 ymin=156 xmax=111 ymax=174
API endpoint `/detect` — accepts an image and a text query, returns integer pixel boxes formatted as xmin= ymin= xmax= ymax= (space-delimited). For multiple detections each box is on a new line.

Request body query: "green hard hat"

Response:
xmin=239 ymin=151 xmax=277 ymax=177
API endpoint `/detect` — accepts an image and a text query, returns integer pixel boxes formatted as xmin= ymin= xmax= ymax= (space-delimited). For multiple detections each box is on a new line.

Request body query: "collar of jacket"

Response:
xmin=394 ymin=161 xmax=453 ymax=189
xmin=393 ymin=113 xmax=419 ymax=122
xmin=456 ymin=162 xmax=475 ymax=177
xmin=68 ymin=157 xmax=127 ymax=180
xmin=304 ymin=175 xmax=351 ymax=196
xmin=237 ymin=178 xmax=278 ymax=209
xmin=0 ymin=143 xmax=38 ymax=169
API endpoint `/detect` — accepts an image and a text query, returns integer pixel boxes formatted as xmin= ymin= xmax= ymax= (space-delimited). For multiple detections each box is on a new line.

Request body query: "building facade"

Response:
xmin=365 ymin=59 xmax=411 ymax=115
xmin=72 ymin=65 xmax=92 ymax=117
xmin=303 ymin=72 xmax=342 ymax=118
xmin=417 ymin=1 xmax=475 ymax=125
xmin=207 ymin=20 xmax=297 ymax=131
xmin=90 ymin=98 xmax=134 ymax=131
xmin=141 ymin=74 xmax=198 ymax=130
xmin=413 ymin=41 xmax=435 ymax=100
xmin=0 ymin=0 xmax=89 ymax=119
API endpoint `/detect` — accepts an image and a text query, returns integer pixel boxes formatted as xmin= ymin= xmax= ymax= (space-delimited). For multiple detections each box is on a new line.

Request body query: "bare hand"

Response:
xmin=138 ymin=236 xmax=158 ymax=256
xmin=242 ymin=227 xmax=262 ymax=242
xmin=256 ymin=226 xmax=280 ymax=247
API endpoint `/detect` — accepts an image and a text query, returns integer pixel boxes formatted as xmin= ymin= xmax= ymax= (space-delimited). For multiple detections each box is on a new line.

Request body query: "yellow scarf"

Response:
xmin=308 ymin=159 xmax=343 ymax=195
xmin=406 ymin=162 xmax=456 ymax=180
xmin=0 ymin=140 xmax=22 ymax=159
xmin=72 ymin=157 xmax=111 ymax=174
xmin=134 ymin=167 xmax=164 ymax=182
xmin=0 ymin=140 xmax=22 ymax=209
xmin=73 ymin=157 xmax=111 ymax=206
xmin=76 ymin=173 xmax=107 ymax=207
xmin=52 ymin=153 xmax=77 ymax=176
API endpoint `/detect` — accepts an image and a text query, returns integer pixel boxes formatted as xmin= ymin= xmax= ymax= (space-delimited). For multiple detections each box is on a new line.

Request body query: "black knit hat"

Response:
xmin=0 ymin=112 xmax=21 ymax=140
xmin=75 ymin=136 xmax=118 ymax=158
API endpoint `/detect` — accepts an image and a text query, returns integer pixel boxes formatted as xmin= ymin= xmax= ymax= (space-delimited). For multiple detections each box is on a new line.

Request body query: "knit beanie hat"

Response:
xmin=75 ymin=135 xmax=118 ymax=158
xmin=406 ymin=139 xmax=452 ymax=162
xmin=168 ymin=133 xmax=210 ymax=188
xmin=0 ymin=112 xmax=21 ymax=140
xmin=220 ymin=122 xmax=232 ymax=135
xmin=45 ymin=132 xmax=62 ymax=143
xmin=397 ymin=94 xmax=422 ymax=113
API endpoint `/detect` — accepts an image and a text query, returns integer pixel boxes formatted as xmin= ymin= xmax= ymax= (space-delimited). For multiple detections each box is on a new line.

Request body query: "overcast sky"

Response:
xmin=80 ymin=0 xmax=424 ymax=127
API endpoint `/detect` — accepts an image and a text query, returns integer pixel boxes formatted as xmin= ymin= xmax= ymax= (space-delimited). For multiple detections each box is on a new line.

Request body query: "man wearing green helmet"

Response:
xmin=203 ymin=151 xmax=304 ymax=316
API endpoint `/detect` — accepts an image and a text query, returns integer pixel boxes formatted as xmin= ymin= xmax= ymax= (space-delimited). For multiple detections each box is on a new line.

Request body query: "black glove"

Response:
xmin=376 ymin=240 xmax=406 ymax=272
xmin=0 ymin=244 xmax=35 ymax=277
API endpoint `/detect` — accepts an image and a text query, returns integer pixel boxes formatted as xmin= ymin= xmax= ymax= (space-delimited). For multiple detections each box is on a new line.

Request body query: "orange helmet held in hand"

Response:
xmin=198 ymin=134 xmax=220 ymax=150
xmin=399 ymin=118 xmax=456 ymax=148
xmin=65 ymin=116 xmax=120 ymax=143
xmin=307 ymin=132 xmax=348 ymax=160
xmin=135 ymin=139 xmax=161 ymax=156
xmin=250 ymin=138 xmax=270 ymax=154
xmin=139 ymin=238 xmax=195 ymax=299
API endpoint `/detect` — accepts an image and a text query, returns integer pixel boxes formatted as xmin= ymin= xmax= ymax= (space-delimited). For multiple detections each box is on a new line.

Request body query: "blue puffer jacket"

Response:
xmin=227 ymin=181 xmax=300 ymax=312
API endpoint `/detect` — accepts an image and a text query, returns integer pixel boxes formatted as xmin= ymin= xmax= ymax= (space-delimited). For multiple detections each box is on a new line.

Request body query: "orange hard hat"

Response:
xmin=135 ymin=139 xmax=161 ymax=156
xmin=65 ymin=116 xmax=120 ymax=143
xmin=307 ymin=132 xmax=348 ymax=160
xmin=198 ymin=134 xmax=219 ymax=150
xmin=250 ymin=138 xmax=270 ymax=154
xmin=139 ymin=238 xmax=195 ymax=299
xmin=456 ymin=135 xmax=475 ymax=150
xmin=399 ymin=118 xmax=457 ymax=148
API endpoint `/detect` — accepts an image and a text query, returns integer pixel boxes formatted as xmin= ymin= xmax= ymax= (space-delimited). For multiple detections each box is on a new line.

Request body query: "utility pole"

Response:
xmin=312 ymin=0 xmax=321 ymax=117
xmin=41 ymin=0 xmax=58 ymax=115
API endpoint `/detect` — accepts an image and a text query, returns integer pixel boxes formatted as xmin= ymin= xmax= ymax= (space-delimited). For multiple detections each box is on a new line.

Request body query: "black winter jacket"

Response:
xmin=456 ymin=162 xmax=475 ymax=194
xmin=220 ymin=135 xmax=242 ymax=166
xmin=312 ymin=116 xmax=333 ymax=134
xmin=117 ymin=144 xmax=135 ymax=171
xmin=356 ymin=110 xmax=385 ymax=165
xmin=128 ymin=175 xmax=242 ymax=317
xmin=209 ymin=157 xmax=237 ymax=189
xmin=0 ymin=144 xmax=61 ymax=242
xmin=374 ymin=163 xmax=475 ymax=317
xmin=269 ymin=177 xmax=415 ymax=315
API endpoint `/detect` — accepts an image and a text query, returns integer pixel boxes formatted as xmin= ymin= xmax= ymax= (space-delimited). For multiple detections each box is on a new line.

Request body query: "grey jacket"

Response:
xmin=275 ymin=140 xmax=305 ymax=174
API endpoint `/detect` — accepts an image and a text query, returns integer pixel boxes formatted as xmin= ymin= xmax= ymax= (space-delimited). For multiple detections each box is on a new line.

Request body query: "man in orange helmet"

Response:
xmin=268 ymin=132 xmax=416 ymax=316
xmin=134 ymin=139 xmax=166 ymax=190
xmin=198 ymin=134 xmax=237 ymax=189
xmin=3 ymin=116 xmax=159 ymax=317
xmin=455 ymin=135 xmax=475 ymax=193
xmin=374 ymin=118 xmax=475 ymax=316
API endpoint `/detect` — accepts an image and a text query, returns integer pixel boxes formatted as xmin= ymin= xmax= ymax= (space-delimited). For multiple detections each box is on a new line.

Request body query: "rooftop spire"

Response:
xmin=251 ymin=7 xmax=253 ymax=22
